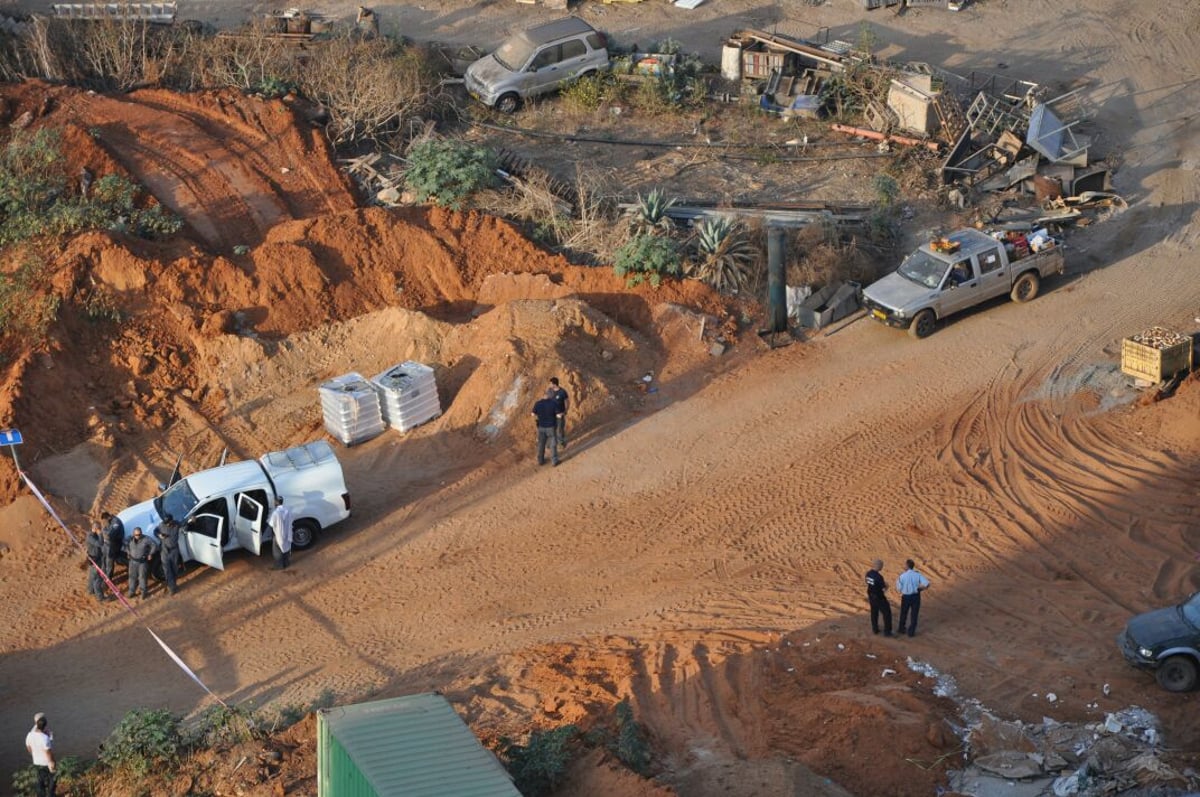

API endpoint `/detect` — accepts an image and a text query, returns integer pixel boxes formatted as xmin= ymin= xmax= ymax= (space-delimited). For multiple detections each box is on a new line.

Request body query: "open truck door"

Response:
xmin=184 ymin=513 xmax=225 ymax=570
xmin=234 ymin=493 xmax=267 ymax=555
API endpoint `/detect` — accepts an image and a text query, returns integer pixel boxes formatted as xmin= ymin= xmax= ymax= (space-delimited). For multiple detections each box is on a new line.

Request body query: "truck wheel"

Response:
xmin=1011 ymin=271 xmax=1040 ymax=303
xmin=496 ymin=93 xmax=520 ymax=114
xmin=292 ymin=520 xmax=319 ymax=550
xmin=908 ymin=310 xmax=935 ymax=339
xmin=1156 ymin=655 xmax=1199 ymax=692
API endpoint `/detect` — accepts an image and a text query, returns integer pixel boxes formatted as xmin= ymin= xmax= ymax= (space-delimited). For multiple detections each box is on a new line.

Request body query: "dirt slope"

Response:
xmin=1 ymin=1 xmax=1200 ymax=795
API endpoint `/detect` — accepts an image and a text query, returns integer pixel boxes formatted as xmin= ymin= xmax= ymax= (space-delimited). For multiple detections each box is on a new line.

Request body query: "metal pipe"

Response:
xmin=766 ymin=227 xmax=788 ymax=333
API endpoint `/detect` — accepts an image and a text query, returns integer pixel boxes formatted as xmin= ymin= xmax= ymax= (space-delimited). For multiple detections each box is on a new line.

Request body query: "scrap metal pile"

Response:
xmin=932 ymin=73 xmax=1125 ymax=230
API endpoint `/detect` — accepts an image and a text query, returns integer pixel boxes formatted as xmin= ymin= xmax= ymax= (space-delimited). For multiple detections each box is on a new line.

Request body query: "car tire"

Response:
xmin=496 ymin=93 xmax=520 ymax=114
xmin=908 ymin=310 xmax=935 ymax=339
xmin=1156 ymin=655 xmax=1199 ymax=692
xmin=292 ymin=519 xmax=319 ymax=550
xmin=1010 ymin=271 xmax=1040 ymax=303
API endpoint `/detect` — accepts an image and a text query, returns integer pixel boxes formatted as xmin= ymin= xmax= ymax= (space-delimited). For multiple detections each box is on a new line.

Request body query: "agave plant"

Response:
xmin=687 ymin=216 xmax=757 ymax=294
xmin=628 ymin=188 xmax=677 ymax=235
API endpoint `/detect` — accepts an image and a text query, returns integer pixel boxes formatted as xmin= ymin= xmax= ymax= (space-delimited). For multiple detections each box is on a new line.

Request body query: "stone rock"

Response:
xmin=975 ymin=750 xmax=1043 ymax=779
xmin=969 ymin=715 xmax=1037 ymax=756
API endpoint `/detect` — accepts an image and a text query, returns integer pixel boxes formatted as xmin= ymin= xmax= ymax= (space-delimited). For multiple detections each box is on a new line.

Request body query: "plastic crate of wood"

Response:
xmin=1120 ymin=327 xmax=1193 ymax=383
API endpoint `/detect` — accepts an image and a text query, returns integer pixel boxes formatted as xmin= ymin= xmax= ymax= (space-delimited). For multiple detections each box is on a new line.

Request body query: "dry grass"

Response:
xmin=474 ymin=165 xmax=630 ymax=265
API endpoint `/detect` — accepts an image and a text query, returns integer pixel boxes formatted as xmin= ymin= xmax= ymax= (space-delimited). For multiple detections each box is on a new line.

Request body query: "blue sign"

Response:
xmin=0 ymin=429 xmax=23 ymax=446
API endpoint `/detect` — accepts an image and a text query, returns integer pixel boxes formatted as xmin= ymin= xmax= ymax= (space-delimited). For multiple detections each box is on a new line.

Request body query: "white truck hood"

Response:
xmin=116 ymin=498 xmax=163 ymax=541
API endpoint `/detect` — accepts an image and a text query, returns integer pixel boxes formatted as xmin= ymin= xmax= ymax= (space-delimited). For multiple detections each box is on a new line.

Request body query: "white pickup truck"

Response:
xmin=116 ymin=440 xmax=351 ymax=571
xmin=862 ymin=227 xmax=1065 ymax=338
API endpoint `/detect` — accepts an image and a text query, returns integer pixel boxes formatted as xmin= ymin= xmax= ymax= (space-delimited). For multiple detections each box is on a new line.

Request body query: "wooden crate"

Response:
xmin=1120 ymin=328 xmax=1193 ymax=383
xmin=742 ymin=51 xmax=785 ymax=79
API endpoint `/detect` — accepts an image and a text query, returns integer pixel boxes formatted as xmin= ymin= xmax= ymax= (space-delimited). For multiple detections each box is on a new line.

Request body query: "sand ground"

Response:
xmin=0 ymin=0 xmax=1198 ymax=794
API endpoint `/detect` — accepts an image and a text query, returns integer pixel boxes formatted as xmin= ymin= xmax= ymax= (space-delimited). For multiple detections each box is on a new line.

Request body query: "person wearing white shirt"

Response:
xmin=895 ymin=559 xmax=931 ymax=638
xmin=269 ymin=498 xmax=294 ymax=570
xmin=25 ymin=713 xmax=55 ymax=797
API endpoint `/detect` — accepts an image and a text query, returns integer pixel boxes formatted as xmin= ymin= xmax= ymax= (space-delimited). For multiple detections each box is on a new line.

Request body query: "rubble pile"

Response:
xmin=907 ymin=661 xmax=1199 ymax=797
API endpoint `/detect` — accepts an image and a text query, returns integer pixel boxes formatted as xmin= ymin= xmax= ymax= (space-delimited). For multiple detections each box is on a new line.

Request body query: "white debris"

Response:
xmin=1104 ymin=714 xmax=1123 ymax=733
xmin=1102 ymin=683 xmax=1111 ymax=696
xmin=1047 ymin=693 xmax=1058 ymax=703
xmin=836 ymin=643 xmax=845 ymax=651
xmin=882 ymin=668 xmax=897 ymax=677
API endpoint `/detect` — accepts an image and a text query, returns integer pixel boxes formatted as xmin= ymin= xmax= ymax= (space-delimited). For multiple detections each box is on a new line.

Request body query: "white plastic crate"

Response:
xmin=318 ymin=372 xmax=385 ymax=446
xmin=370 ymin=361 xmax=442 ymax=433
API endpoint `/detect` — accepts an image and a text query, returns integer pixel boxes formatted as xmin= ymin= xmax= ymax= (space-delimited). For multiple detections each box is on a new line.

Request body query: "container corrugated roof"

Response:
xmin=318 ymin=693 xmax=520 ymax=797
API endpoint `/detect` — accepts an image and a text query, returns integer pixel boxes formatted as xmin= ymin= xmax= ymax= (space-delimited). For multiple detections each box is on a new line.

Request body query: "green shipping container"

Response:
xmin=317 ymin=693 xmax=521 ymax=797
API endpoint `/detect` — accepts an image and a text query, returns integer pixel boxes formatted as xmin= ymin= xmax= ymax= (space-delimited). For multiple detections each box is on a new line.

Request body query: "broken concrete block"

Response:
xmin=975 ymin=750 xmax=1043 ymax=779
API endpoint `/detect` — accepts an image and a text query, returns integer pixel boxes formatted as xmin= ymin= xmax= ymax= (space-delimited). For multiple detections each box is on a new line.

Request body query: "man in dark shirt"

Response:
xmin=155 ymin=515 xmax=183 ymax=595
xmin=549 ymin=377 xmax=569 ymax=448
xmin=85 ymin=523 xmax=110 ymax=602
xmin=532 ymin=387 xmax=562 ymax=467
xmin=865 ymin=558 xmax=892 ymax=637
xmin=101 ymin=511 xmax=124 ymax=583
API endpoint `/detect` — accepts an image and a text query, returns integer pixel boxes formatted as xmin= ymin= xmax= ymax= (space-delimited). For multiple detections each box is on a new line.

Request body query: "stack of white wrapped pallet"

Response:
xmin=370 ymin=361 xmax=442 ymax=432
xmin=318 ymin=373 xmax=386 ymax=446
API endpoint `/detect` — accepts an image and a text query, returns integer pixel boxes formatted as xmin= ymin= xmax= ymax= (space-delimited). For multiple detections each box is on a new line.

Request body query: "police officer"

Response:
xmin=101 ymin=511 xmax=125 ymax=584
xmin=155 ymin=515 xmax=183 ymax=595
xmin=125 ymin=527 xmax=156 ymax=600
xmin=864 ymin=558 xmax=892 ymax=637
xmin=85 ymin=523 xmax=110 ymax=602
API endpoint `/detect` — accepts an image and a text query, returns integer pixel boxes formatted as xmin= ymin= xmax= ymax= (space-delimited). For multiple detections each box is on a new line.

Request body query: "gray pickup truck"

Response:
xmin=862 ymin=228 xmax=1065 ymax=338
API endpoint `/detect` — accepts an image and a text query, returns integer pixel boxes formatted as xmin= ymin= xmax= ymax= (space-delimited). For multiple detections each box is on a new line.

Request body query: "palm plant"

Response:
xmin=628 ymin=188 xmax=677 ymax=235
xmin=687 ymin=216 xmax=757 ymax=294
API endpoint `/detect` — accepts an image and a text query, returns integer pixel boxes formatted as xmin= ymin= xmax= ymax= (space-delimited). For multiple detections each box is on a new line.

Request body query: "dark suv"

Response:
xmin=1118 ymin=592 xmax=1200 ymax=692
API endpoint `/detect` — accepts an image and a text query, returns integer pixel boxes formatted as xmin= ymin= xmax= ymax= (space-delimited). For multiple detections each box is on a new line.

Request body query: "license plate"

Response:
xmin=872 ymin=309 xmax=886 ymax=321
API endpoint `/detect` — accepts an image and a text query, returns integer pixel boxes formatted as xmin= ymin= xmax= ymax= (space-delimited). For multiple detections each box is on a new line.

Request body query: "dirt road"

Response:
xmin=1 ymin=1 xmax=1199 ymax=794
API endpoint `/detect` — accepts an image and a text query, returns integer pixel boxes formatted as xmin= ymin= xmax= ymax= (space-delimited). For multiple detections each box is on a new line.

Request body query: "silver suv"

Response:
xmin=465 ymin=17 xmax=609 ymax=113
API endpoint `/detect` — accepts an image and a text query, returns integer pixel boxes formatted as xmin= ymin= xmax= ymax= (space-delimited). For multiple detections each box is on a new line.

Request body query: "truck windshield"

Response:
xmin=493 ymin=36 xmax=536 ymax=71
xmin=1184 ymin=593 xmax=1200 ymax=628
xmin=898 ymin=250 xmax=950 ymax=289
xmin=154 ymin=479 xmax=199 ymax=522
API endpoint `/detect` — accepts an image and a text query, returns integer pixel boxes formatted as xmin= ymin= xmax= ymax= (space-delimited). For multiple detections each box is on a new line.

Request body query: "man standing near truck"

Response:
xmin=85 ymin=523 xmax=109 ymax=603
xmin=101 ymin=510 xmax=124 ymax=584
xmin=155 ymin=515 xmax=183 ymax=595
xmin=125 ymin=527 xmax=156 ymax=600
xmin=269 ymin=498 xmax=294 ymax=570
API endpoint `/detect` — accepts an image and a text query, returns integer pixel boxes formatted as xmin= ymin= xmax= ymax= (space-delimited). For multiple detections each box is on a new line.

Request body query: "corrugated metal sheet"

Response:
xmin=318 ymin=694 xmax=521 ymax=797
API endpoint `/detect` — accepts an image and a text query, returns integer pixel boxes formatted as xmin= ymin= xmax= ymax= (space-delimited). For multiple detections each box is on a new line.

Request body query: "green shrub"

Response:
xmin=0 ymin=128 xmax=180 ymax=245
xmin=186 ymin=703 xmax=261 ymax=748
xmin=100 ymin=708 xmax=182 ymax=776
xmin=0 ymin=254 xmax=58 ymax=339
xmin=11 ymin=756 xmax=90 ymax=797
xmin=82 ymin=286 xmax=123 ymax=323
xmin=405 ymin=140 xmax=499 ymax=209
xmin=561 ymin=72 xmax=619 ymax=112
xmin=687 ymin=216 xmax=757 ymax=294
xmin=628 ymin=188 xmax=677 ymax=236
xmin=613 ymin=233 xmax=682 ymax=288
xmin=611 ymin=699 xmax=652 ymax=775
xmin=500 ymin=725 xmax=579 ymax=797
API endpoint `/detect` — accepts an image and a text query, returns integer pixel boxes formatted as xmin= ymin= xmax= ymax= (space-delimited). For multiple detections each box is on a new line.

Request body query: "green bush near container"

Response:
xmin=500 ymin=724 xmax=580 ymax=797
